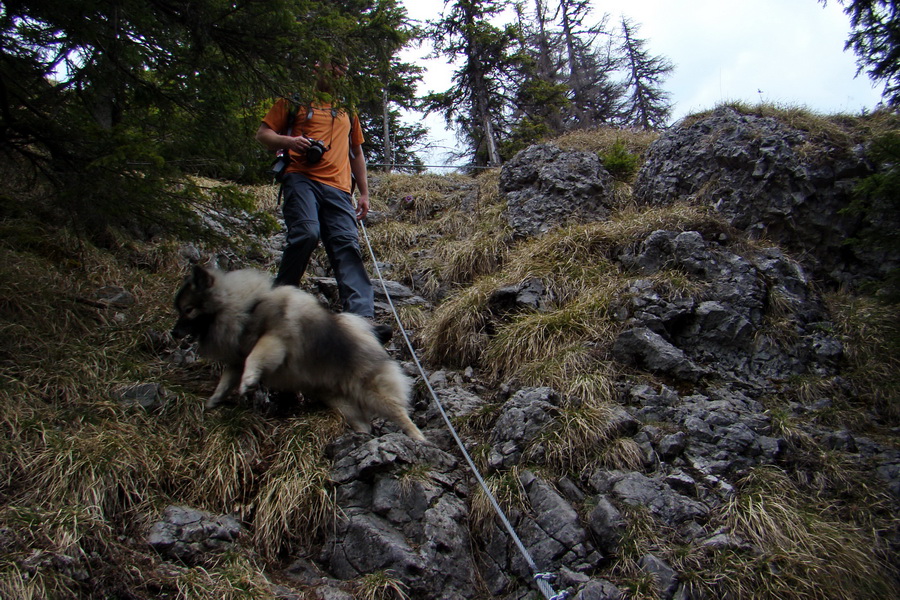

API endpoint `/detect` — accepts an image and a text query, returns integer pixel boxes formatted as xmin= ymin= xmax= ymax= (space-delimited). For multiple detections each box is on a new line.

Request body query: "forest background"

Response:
xmin=3 ymin=0 xmax=896 ymax=248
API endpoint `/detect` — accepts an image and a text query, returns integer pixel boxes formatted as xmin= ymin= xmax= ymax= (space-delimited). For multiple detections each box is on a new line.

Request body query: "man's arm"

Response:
xmin=349 ymin=143 xmax=369 ymax=221
xmin=256 ymin=123 xmax=311 ymax=154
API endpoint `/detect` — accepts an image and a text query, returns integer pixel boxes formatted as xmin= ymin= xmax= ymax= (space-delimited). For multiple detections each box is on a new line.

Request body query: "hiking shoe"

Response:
xmin=372 ymin=323 xmax=393 ymax=344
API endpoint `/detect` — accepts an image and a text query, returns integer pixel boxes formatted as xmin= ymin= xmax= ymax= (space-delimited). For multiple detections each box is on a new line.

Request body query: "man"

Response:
xmin=256 ymin=61 xmax=390 ymax=342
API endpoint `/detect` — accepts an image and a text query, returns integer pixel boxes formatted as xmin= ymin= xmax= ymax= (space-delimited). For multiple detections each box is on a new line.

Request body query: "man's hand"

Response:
xmin=355 ymin=192 xmax=370 ymax=221
xmin=283 ymin=135 xmax=312 ymax=153
xmin=257 ymin=123 xmax=311 ymax=153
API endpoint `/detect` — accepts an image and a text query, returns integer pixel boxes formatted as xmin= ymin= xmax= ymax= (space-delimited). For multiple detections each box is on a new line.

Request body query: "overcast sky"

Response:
xmin=398 ymin=0 xmax=885 ymax=168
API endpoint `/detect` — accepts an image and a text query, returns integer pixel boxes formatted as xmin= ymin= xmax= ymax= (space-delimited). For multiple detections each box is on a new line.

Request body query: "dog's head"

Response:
xmin=171 ymin=265 xmax=217 ymax=340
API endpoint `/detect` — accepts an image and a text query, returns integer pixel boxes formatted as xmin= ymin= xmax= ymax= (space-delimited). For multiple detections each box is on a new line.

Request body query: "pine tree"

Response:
xmin=555 ymin=0 xmax=624 ymax=127
xmin=500 ymin=0 xmax=570 ymax=155
xmin=822 ymin=0 xmax=900 ymax=106
xmin=350 ymin=4 xmax=425 ymax=172
xmin=617 ymin=16 xmax=674 ymax=129
xmin=0 ymin=0 xmax=418 ymax=239
xmin=425 ymin=0 xmax=519 ymax=167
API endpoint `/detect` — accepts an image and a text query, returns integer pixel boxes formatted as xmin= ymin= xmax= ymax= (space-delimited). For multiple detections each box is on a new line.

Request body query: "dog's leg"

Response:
xmin=207 ymin=366 xmax=241 ymax=409
xmin=332 ymin=398 xmax=373 ymax=434
xmin=386 ymin=405 xmax=425 ymax=441
xmin=238 ymin=334 xmax=287 ymax=396
xmin=368 ymin=368 xmax=424 ymax=441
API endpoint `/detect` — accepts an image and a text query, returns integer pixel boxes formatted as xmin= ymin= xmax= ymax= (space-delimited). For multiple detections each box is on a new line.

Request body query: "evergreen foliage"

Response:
xmin=825 ymin=0 xmax=900 ymax=106
xmin=843 ymin=130 xmax=900 ymax=301
xmin=426 ymin=0 xmax=675 ymax=163
xmin=599 ymin=138 xmax=641 ymax=182
xmin=0 ymin=0 xmax=418 ymax=242
xmin=356 ymin=53 xmax=428 ymax=171
xmin=617 ymin=17 xmax=674 ymax=129
xmin=554 ymin=0 xmax=626 ymax=128
xmin=425 ymin=0 xmax=521 ymax=168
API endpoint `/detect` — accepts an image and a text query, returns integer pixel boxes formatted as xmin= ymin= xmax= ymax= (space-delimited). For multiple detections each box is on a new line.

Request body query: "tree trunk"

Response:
xmin=559 ymin=0 xmax=585 ymax=124
xmin=381 ymin=87 xmax=393 ymax=172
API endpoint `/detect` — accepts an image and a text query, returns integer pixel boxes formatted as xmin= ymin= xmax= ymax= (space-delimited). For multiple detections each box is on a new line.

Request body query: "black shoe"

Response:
xmin=269 ymin=390 xmax=299 ymax=405
xmin=372 ymin=323 xmax=393 ymax=344
xmin=259 ymin=389 xmax=299 ymax=418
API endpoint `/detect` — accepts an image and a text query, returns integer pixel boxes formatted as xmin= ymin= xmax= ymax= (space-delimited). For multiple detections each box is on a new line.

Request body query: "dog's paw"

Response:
xmin=237 ymin=380 xmax=259 ymax=397
xmin=205 ymin=397 xmax=223 ymax=410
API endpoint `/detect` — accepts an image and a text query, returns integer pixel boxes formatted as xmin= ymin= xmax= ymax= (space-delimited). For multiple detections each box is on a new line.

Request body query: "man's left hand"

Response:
xmin=355 ymin=193 xmax=370 ymax=221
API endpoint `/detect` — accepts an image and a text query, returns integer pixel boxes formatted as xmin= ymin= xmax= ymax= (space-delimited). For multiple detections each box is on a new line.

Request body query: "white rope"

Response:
xmin=358 ymin=221 xmax=568 ymax=600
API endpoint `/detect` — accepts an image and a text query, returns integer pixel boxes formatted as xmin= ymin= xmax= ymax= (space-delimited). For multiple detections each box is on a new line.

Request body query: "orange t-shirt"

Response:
xmin=262 ymin=98 xmax=364 ymax=193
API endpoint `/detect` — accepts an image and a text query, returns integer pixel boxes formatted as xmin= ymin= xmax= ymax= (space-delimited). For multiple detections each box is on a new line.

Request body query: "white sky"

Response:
xmin=397 ymin=0 xmax=885 ymax=168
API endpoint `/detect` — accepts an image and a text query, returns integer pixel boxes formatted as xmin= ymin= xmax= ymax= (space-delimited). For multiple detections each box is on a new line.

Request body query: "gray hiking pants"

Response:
xmin=275 ymin=173 xmax=374 ymax=318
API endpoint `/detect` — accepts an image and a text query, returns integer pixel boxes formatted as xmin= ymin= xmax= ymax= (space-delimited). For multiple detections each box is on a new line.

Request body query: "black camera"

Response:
xmin=268 ymin=153 xmax=290 ymax=182
xmin=306 ymin=139 xmax=328 ymax=164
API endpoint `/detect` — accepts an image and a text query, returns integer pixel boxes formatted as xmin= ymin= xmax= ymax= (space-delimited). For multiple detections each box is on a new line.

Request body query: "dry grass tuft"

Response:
xmin=432 ymin=227 xmax=512 ymax=287
xmin=485 ymin=296 xmax=617 ymax=382
xmin=552 ymin=126 xmax=660 ymax=160
xmin=826 ymin=292 xmax=900 ymax=423
xmin=614 ymin=503 xmax=674 ymax=562
xmin=422 ymin=277 xmax=499 ymax=367
xmin=0 ymin=504 xmax=117 ymax=599
xmin=354 ymin=570 xmax=411 ymax=600
xmin=250 ymin=413 xmax=344 ymax=559
xmin=26 ymin=418 xmax=174 ymax=519
xmin=513 ymin=343 xmax=616 ymax=405
xmin=369 ymin=172 xmax=479 ymax=224
xmin=599 ymin=436 xmax=646 ymax=471
xmin=172 ymin=551 xmax=274 ymax=599
xmin=468 ymin=466 xmax=530 ymax=536
xmin=533 ymin=399 xmax=641 ymax=476
xmin=189 ymin=408 xmax=272 ymax=513
xmin=693 ymin=466 xmax=897 ymax=599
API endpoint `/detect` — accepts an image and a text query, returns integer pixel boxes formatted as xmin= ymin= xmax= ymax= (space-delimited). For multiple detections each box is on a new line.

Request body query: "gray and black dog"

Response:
xmin=172 ymin=265 xmax=423 ymax=440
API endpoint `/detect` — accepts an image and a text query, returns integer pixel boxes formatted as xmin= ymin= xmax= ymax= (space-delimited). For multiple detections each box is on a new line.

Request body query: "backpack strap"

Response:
xmin=281 ymin=93 xmax=304 ymax=136
xmin=348 ymin=114 xmax=359 ymax=195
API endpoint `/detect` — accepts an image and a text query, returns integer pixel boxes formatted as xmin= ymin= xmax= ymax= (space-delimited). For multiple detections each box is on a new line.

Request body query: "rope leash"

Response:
xmin=358 ymin=220 xmax=569 ymax=600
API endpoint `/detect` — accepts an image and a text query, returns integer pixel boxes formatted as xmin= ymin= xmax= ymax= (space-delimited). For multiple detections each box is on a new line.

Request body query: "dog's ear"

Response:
xmin=189 ymin=264 xmax=215 ymax=291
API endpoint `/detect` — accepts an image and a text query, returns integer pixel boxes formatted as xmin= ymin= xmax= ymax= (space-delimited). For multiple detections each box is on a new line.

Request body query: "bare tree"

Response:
xmin=618 ymin=16 xmax=674 ymax=129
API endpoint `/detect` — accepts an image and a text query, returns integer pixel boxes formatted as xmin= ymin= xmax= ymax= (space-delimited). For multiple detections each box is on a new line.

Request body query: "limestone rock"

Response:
xmin=500 ymin=144 xmax=615 ymax=237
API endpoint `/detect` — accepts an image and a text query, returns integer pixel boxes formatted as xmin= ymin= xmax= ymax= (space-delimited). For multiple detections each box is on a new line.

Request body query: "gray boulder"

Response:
xmin=633 ymin=106 xmax=897 ymax=287
xmin=500 ymin=144 xmax=615 ymax=237
xmin=323 ymin=433 xmax=476 ymax=600
xmin=639 ymin=554 xmax=679 ymax=599
xmin=612 ymin=326 xmax=706 ymax=382
xmin=478 ymin=470 xmax=601 ymax=595
xmin=112 ymin=382 xmax=167 ymax=410
xmin=488 ymin=387 xmax=561 ymax=469
xmin=587 ymin=496 xmax=627 ymax=555
xmin=589 ymin=471 xmax=708 ymax=526
xmin=489 ymin=277 xmax=555 ymax=313
xmin=574 ymin=579 xmax=626 ymax=600
xmin=147 ymin=505 xmax=241 ymax=563
xmin=615 ymin=230 xmax=841 ymax=384
xmin=628 ymin=385 xmax=784 ymax=478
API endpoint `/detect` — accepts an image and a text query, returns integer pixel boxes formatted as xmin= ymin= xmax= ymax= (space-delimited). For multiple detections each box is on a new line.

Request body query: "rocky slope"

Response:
xmin=139 ymin=107 xmax=900 ymax=600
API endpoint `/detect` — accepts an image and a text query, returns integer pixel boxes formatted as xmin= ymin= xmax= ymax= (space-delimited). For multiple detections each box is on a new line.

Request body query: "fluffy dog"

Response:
xmin=172 ymin=265 xmax=424 ymax=441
